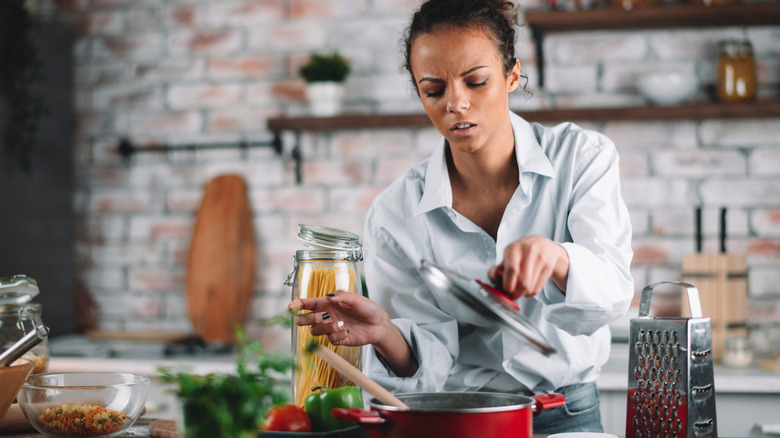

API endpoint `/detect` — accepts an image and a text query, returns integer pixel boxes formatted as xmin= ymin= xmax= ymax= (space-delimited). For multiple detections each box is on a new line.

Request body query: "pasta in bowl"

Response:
xmin=18 ymin=372 xmax=150 ymax=437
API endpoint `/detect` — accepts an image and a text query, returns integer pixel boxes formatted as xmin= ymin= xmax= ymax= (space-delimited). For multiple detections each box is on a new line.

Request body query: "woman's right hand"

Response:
xmin=288 ymin=291 xmax=391 ymax=347
xmin=288 ymin=291 xmax=419 ymax=377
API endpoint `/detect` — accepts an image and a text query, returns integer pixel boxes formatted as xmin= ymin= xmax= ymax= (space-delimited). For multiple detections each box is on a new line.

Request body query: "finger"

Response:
xmin=531 ymin=262 xmax=554 ymax=296
xmin=288 ymin=299 xmax=305 ymax=312
xmin=291 ymin=296 xmax=333 ymax=313
xmin=294 ymin=311 xmax=332 ymax=327
xmin=328 ymin=327 xmax=350 ymax=345
xmin=309 ymin=319 xmax=345 ymax=337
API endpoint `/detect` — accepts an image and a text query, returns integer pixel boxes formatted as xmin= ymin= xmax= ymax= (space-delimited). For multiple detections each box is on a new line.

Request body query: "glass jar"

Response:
xmin=285 ymin=225 xmax=364 ymax=407
xmin=717 ymin=40 xmax=757 ymax=103
xmin=0 ymin=275 xmax=49 ymax=374
xmin=692 ymin=0 xmax=741 ymax=6
xmin=612 ymin=0 xmax=660 ymax=10
xmin=723 ymin=336 xmax=753 ymax=367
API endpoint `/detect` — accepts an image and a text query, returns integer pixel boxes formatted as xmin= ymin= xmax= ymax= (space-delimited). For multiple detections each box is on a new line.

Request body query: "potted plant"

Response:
xmin=299 ymin=51 xmax=350 ymax=117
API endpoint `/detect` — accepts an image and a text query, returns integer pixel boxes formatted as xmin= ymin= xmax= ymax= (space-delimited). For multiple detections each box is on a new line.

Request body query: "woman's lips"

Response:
xmin=450 ymin=122 xmax=477 ymax=137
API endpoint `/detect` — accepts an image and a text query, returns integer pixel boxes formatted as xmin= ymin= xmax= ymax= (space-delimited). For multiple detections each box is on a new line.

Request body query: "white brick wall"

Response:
xmin=43 ymin=0 xmax=780 ymax=343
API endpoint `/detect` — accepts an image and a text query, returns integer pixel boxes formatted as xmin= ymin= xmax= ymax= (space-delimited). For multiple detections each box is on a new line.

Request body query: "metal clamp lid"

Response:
xmin=297 ymin=224 xmax=362 ymax=260
xmin=0 ymin=275 xmax=40 ymax=304
xmin=639 ymin=281 xmax=702 ymax=318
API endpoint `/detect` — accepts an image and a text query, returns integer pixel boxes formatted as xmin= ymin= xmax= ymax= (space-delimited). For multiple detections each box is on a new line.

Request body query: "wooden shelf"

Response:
xmin=524 ymin=3 xmax=780 ymax=32
xmin=523 ymin=3 xmax=780 ymax=86
xmin=267 ymin=100 xmax=780 ymax=132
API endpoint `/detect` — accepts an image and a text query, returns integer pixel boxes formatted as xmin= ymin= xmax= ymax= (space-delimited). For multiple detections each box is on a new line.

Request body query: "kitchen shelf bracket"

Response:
xmin=530 ymin=25 xmax=546 ymax=88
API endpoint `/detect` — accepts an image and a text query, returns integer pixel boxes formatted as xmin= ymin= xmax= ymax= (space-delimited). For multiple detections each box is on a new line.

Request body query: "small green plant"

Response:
xmin=160 ymin=328 xmax=294 ymax=438
xmin=299 ymin=52 xmax=350 ymax=83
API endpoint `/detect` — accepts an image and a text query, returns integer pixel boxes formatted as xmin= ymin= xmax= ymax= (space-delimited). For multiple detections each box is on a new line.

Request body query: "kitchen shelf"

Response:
xmin=524 ymin=3 xmax=780 ymax=86
xmin=524 ymin=3 xmax=780 ymax=32
xmin=267 ymin=100 xmax=780 ymax=132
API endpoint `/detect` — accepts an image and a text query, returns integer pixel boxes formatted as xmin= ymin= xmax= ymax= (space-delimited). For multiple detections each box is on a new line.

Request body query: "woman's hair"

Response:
xmin=402 ymin=0 xmax=524 ymax=92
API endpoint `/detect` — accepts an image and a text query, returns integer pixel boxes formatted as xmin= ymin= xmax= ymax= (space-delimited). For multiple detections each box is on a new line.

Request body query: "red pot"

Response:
xmin=333 ymin=391 xmax=565 ymax=438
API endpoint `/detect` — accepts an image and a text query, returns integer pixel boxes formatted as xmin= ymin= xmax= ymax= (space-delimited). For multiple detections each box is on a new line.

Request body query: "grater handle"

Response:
xmin=639 ymin=281 xmax=702 ymax=318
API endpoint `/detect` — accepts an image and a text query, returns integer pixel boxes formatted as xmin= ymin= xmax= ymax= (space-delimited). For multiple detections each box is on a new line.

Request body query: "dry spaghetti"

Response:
xmin=35 ymin=403 xmax=129 ymax=436
xmin=293 ymin=263 xmax=361 ymax=407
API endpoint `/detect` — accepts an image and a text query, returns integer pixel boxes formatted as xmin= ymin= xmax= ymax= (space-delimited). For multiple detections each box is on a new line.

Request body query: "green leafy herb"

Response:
xmin=160 ymin=329 xmax=294 ymax=438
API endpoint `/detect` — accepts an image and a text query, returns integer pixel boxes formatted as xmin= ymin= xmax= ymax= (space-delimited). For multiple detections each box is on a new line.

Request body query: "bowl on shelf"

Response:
xmin=0 ymin=359 xmax=35 ymax=419
xmin=637 ymin=71 xmax=699 ymax=106
xmin=18 ymin=372 xmax=150 ymax=438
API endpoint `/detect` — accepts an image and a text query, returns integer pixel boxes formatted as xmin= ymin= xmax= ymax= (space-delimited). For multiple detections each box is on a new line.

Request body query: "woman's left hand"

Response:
xmin=488 ymin=235 xmax=569 ymax=300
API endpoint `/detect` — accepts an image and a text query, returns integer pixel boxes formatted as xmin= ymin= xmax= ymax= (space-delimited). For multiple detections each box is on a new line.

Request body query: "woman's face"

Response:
xmin=410 ymin=26 xmax=520 ymax=155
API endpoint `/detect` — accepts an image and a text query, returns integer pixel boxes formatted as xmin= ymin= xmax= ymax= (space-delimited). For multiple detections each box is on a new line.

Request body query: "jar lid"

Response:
xmin=0 ymin=275 xmax=40 ymax=304
xmin=418 ymin=259 xmax=555 ymax=356
xmin=297 ymin=224 xmax=362 ymax=257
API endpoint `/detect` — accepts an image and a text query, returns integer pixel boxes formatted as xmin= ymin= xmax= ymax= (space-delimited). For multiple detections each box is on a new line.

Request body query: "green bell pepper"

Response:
xmin=303 ymin=385 xmax=364 ymax=431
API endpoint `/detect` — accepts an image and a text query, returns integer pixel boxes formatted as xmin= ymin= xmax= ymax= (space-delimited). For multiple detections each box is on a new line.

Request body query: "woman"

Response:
xmin=289 ymin=0 xmax=633 ymax=432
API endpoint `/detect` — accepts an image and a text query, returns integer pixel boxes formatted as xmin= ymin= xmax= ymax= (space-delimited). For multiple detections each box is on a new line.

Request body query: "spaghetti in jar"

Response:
xmin=286 ymin=225 xmax=364 ymax=407
xmin=717 ymin=40 xmax=757 ymax=103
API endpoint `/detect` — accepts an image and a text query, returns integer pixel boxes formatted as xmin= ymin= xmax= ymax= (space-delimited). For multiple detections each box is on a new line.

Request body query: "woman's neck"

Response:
xmin=446 ymin=131 xmax=519 ymax=239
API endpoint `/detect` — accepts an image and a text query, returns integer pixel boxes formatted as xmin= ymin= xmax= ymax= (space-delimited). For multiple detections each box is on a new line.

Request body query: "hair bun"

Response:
xmin=488 ymin=0 xmax=520 ymax=27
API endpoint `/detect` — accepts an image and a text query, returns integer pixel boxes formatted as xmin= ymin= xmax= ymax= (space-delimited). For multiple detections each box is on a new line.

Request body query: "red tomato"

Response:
xmin=260 ymin=404 xmax=312 ymax=432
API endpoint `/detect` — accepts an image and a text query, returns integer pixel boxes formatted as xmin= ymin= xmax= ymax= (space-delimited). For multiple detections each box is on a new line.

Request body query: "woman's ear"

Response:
xmin=507 ymin=58 xmax=521 ymax=93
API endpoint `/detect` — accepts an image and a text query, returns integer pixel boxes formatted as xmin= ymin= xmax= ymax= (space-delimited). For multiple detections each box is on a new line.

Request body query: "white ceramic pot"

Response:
xmin=305 ymin=81 xmax=344 ymax=117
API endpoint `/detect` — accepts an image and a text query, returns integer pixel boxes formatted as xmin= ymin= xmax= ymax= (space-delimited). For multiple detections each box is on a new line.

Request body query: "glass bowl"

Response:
xmin=18 ymin=372 xmax=150 ymax=438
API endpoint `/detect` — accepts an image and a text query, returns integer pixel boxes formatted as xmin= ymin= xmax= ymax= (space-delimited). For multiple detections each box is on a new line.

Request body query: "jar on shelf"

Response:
xmin=612 ymin=0 xmax=660 ymax=10
xmin=717 ymin=39 xmax=757 ymax=103
xmin=0 ymin=275 xmax=49 ymax=374
xmin=692 ymin=0 xmax=741 ymax=6
xmin=285 ymin=224 xmax=364 ymax=407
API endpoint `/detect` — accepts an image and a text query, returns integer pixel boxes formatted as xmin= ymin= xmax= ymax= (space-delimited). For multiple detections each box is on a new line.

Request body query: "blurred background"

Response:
xmin=1 ymin=0 xmax=779 ymax=358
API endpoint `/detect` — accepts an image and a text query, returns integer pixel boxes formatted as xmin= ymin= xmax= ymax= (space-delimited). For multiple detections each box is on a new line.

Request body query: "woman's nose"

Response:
xmin=445 ymin=86 xmax=469 ymax=113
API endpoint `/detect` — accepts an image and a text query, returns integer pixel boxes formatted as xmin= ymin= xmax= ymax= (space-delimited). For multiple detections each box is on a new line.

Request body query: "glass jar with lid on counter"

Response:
xmin=0 ymin=275 xmax=49 ymax=374
xmin=285 ymin=224 xmax=365 ymax=407
xmin=717 ymin=39 xmax=757 ymax=103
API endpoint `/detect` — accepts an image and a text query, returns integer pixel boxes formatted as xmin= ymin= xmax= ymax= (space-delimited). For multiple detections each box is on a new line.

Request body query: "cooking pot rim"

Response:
xmin=368 ymin=391 xmax=535 ymax=413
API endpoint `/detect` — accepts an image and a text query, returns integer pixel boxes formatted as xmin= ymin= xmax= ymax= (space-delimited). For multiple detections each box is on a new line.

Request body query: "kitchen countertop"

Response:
xmin=597 ymin=343 xmax=780 ymax=394
xmin=48 ymin=342 xmax=780 ymax=394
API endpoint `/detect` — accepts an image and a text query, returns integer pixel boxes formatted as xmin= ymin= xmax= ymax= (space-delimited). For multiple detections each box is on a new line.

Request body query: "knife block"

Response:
xmin=681 ymin=253 xmax=748 ymax=363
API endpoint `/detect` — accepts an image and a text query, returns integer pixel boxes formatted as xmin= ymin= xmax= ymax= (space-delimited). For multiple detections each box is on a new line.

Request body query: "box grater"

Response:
xmin=626 ymin=281 xmax=717 ymax=438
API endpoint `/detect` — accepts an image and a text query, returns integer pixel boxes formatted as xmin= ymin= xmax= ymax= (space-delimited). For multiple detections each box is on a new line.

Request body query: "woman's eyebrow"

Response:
xmin=417 ymin=65 xmax=489 ymax=84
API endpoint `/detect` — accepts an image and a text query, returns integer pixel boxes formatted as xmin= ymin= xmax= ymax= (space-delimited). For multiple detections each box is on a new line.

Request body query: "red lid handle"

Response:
xmin=475 ymin=279 xmax=520 ymax=311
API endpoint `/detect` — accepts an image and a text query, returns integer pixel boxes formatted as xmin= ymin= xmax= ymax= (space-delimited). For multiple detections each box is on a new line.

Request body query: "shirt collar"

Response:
xmin=413 ymin=112 xmax=554 ymax=217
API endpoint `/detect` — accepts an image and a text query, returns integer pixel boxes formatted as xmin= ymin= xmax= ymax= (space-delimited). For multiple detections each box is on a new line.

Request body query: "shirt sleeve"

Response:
xmin=538 ymin=132 xmax=634 ymax=336
xmin=361 ymin=209 xmax=457 ymax=393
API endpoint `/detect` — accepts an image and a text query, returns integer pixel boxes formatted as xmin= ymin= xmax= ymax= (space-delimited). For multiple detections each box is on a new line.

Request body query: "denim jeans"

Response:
xmin=533 ymin=382 xmax=604 ymax=434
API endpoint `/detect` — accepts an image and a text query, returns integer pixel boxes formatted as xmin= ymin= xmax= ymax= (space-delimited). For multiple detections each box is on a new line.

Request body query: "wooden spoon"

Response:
xmin=310 ymin=343 xmax=410 ymax=410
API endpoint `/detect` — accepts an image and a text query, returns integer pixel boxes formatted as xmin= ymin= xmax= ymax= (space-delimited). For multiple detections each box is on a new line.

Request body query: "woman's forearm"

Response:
xmin=372 ymin=321 xmax=419 ymax=377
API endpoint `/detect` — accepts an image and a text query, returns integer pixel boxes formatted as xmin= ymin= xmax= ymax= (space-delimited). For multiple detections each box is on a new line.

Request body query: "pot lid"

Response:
xmin=418 ymin=260 xmax=555 ymax=356
xmin=297 ymin=224 xmax=362 ymax=259
xmin=0 ymin=275 xmax=40 ymax=304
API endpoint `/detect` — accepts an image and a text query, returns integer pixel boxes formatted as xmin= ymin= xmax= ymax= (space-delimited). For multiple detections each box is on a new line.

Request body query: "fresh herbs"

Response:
xmin=159 ymin=330 xmax=294 ymax=438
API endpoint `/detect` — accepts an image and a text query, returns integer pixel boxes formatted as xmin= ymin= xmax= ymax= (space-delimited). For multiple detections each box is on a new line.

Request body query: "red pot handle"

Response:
xmin=332 ymin=407 xmax=386 ymax=428
xmin=532 ymin=393 xmax=565 ymax=416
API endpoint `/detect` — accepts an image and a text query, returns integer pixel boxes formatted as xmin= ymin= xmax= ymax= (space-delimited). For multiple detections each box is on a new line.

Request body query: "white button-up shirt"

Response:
xmin=361 ymin=111 xmax=633 ymax=395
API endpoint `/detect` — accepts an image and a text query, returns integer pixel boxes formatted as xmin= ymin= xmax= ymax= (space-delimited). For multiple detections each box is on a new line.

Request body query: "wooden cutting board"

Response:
xmin=186 ymin=175 xmax=257 ymax=343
